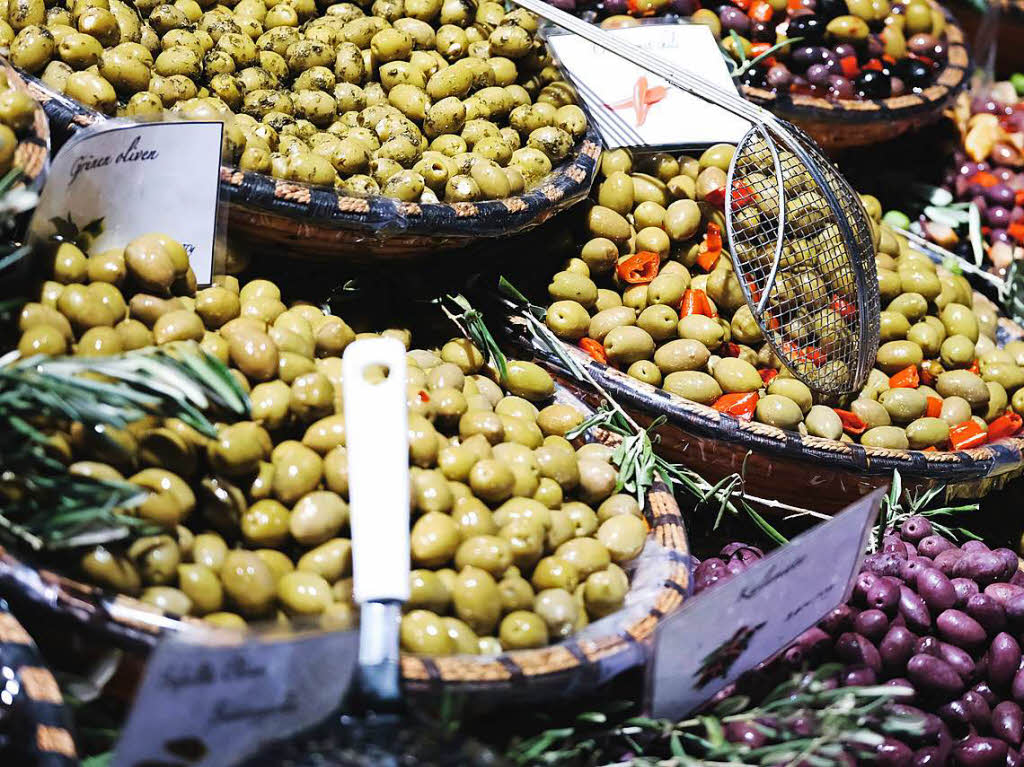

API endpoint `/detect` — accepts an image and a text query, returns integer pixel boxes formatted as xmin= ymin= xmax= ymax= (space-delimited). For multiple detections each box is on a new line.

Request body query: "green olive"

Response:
xmin=221 ymin=550 xmax=276 ymax=616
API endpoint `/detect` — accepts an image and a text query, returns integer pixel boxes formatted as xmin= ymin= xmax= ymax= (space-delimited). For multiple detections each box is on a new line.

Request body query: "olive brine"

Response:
xmin=16 ymin=233 xmax=650 ymax=654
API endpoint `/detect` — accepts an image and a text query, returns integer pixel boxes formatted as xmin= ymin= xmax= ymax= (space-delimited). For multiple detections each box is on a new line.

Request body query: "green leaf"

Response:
xmin=670 ymin=732 xmax=687 ymax=758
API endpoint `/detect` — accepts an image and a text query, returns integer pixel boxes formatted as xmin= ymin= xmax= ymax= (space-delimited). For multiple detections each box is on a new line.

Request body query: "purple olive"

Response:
xmin=952 ymin=736 xmax=1008 ymax=766
xmin=724 ymin=721 xmax=767 ymax=747
xmin=836 ymin=632 xmax=882 ymax=672
xmin=885 ymin=535 xmax=910 ymax=557
xmin=984 ymin=583 xmax=1024 ymax=608
xmin=1012 ymin=571 xmax=1024 ymax=587
xmin=766 ymin=64 xmax=792 ymax=90
xmin=967 ymin=594 xmax=1007 ymax=636
xmin=901 ymin=585 xmax=934 ymax=633
xmin=937 ymin=609 xmax=988 ymax=648
xmin=902 ymin=516 xmax=934 ymax=542
xmin=919 ymin=536 xmax=957 ymax=558
xmin=855 ymin=571 xmax=881 ymax=605
xmin=876 ymin=737 xmax=914 ymax=766
xmin=938 ymin=699 xmax=972 ymax=737
xmin=844 ymin=666 xmax=878 ymax=687
xmin=1003 ymin=594 xmax=1024 ymax=625
xmin=902 ymin=558 xmax=932 ymax=584
xmin=953 ymin=579 xmax=981 ymax=606
xmin=993 ymin=701 xmax=1024 ymax=746
xmin=988 ymin=633 xmax=1022 ymax=690
xmin=1012 ymin=665 xmax=1024 ymax=703
xmin=717 ymin=6 xmax=750 ymax=34
xmin=855 ymin=609 xmax=891 ymax=643
xmin=869 ymin=579 xmax=903 ymax=615
xmin=987 ymin=183 xmax=1016 ymax=207
xmin=1008 ymin=747 xmax=1024 ymax=767
xmin=964 ymin=541 xmax=993 ymax=554
xmin=912 ymin=746 xmax=943 ymax=765
xmin=956 ymin=552 xmax=1009 ymax=585
xmin=869 ymin=553 xmax=909 ymax=577
xmin=992 ymin=549 xmax=1020 ymax=580
xmin=919 ymin=568 xmax=958 ymax=614
xmin=935 ymin=641 xmax=977 ymax=681
xmin=935 ymin=549 xmax=965 ymax=576
xmin=962 ymin=690 xmax=993 ymax=730
xmin=881 ymin=625 xmax=919 ymax=672
xmin=907 ymin=654 xmax=965 ymax=698
xmin=729 ymin=547 xmax=764 ymax=567
xmin=973 ymin=681 xmax=999 ymax=706
xmin=819 ymin=604 xmax=856 ymax=635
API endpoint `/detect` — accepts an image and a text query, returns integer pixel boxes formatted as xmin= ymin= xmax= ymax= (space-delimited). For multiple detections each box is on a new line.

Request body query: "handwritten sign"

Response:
xmin=113 ymin=628 xmax=358 ymax=767
xmin=546 ymin=24 xmax=749 ymax=150
xmin=30 ymin=120 xmax=224 ymax=284
xmin=647 ymin=488 xmax=883 ymax=719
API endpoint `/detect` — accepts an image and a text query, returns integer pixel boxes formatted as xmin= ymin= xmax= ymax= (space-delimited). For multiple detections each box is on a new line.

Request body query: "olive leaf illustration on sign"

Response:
xmin=694 ymin=621 xmax=766 ymax=688
xmin=49 ymin=212 xmax=104 ymax=249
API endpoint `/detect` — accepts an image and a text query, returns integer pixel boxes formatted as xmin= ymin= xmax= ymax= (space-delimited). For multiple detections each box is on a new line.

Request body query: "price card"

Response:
xmin=647 ymin=488 xmax=883 ymax=719
xmin=113 ymin=628 xmax=358 ymax=767
xmin=29 ymin=120 xmax=224 ymax=285
xmin=545 ymin=23 xmax=750 ymax=150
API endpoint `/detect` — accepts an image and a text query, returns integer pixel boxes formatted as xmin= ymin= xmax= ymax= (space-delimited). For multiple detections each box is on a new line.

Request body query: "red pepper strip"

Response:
xmin=696 ymin=223 xmax=723 ymax=272
xmin=704 ymin=184 xmax=726 ymax=209
xmin=910 ymin=53 xmax=935 ymax=67
xmin=749 ymin=42 xmax=773 ymax=60
xmin=721 ymin=342 xmax=742 ymax=358
xmin=839 ymin=55 xmax=859 ymax=78
xmin=1015 ymin=189 xmax=1024 ymax=207
xmin=759 ymin=368 xmax=779 ymax=385
xmin=922 ymin=446 xmax=938 ymax=452
xmin=713 ymin=392 xmax=759 ymax=421
xmin=417 ymin=390 xmax=430 ymax=402
xmin=782 ymin=341 xmax=826 ymax=367
xmin=988 ymin=411 xmax=1024 ymax=442
xmin=749 ymin=0 xmax=773 ymax=22
xmin=1008 ymin=221 xmax=1024 ymax=243
xmin=920 ymin=365 xmax=936 ymax=386
xmin=616 ymin=250 xmax=660 ymax=284
xmin=833 ymin=408 xmax=867 ymax=436
xmin=679 ymin=288 xmax=717 ymax=319
xmin=969 ymin=171 xmax=999 ymax=188
xmin=949 ymin=420 xmax=987 ymax=451
xmin=863 ymin=58 xmax=883 ymax=71
xmin=882 ymin=54 xmax=896 ymax=65
xmin=831 ymin=295 xmax=856 ymax=319
xmin=926 ymin=397 xmax=943 ymax=418
xmin=968 ymin=359 xmax=980 ymax=375
xmin=889 ymin=365 xmax=920 ymax=389
xmin=730 ymin=179 xmax=758 ymax=210
xmin=982 ymin=226 xmax=992 ymax=236
xmin=578 ymin=338 xmax=608 ymax=365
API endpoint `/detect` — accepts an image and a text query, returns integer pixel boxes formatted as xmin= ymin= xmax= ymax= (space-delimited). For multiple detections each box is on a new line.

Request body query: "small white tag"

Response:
xmin=647 ymin=488 xmax=883 ymax=719
xmin=112 ymin=628 xmax=358 ymax=767
xmin=29 ymin=120 xmax=224 ymax=285
xmin=546 ymin=24 xmax=750 ymax=150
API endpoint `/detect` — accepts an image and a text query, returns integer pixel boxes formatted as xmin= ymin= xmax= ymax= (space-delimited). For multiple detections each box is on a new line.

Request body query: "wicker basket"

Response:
xmin=499 ymin=311 xmax=1024 ymax=516
xmin=17 ymin=72 xmax=601 ymax=264
xmin=0 ymin=599 xmax=77 ymax=767
xmin=740 ymin=2 xmax=970 ymax=152
xmin=0 ymin=387 xmax=691 ymax=702
xmin=2 ymin=60 xmax=49 ymax=193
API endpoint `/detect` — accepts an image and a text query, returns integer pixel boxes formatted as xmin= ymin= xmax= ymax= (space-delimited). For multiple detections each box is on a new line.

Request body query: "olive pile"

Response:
xmin=0 ymin=68 xmax=39 ymax=176
xmin=543 ymin=145 xmax=1024 ymax=452
xmin=6 ymin=0 xmax=587 ymax=201
xmin=15 ymin=233 xmax=650 ymax=654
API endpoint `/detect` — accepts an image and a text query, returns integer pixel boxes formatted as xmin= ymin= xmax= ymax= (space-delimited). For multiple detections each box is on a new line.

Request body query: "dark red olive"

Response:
xmin=888 ymin=678 xmax=917 ymax=702
xmin=936 ymin=609 xmax=988 ymax=648
xmin=938 ymin=699 xmax=972 ymax=738
xmin=901 ymin=585 xmax=934 ymax=633
xmin=967 ymin=593 xmax=1007 ymax=636
xmin=912 ymin=746 xmax=943 ymax=765
xmin=907 ymin=654 xmax=965 ymax=698
xmin=820 ymin=604 xmax=856 ymax=635
xmin=1007 ymin=747 xmax=1023 ymax=767
xmin=724 ymin=721 xmax=767 ymax=747
xmin=918 ymin=568 xmax=958 ymax=613
xmin=955 ymin=578 xmax=983 ymax=606
xmin=971 ymin=681 xmax=999 ymax=707
xmin=869 ymin=579 xmax=902 ymax=615
xmin=876 ymin=736 xmax=914 ymax=766
xmin=955 ymin=552 xmax=1008 ymax=585
xmin=992 ymin=701 xmax=1024 ymax=746
xmin=952 ymin=735 xmax=1008 ymax=766
xmin=854 ymin=609 xmax=890 ymax=643
xmin=1012 ymin=665 xmax=1024 ymax=703
xmin=900 ymin=516 xmax=931 ymax=541
xmin=961 ymin=690 xmax=992 ymax=730
xmin=935 ymin=548 xmax=965 ymax=576
xmin=935 ymin=641 xmax=977 ymax=681
xmin=917 ymin=636 xmax=941 ymax=656
xmin=844 ymin=665 xmax=878 ymax=687
xmin=988 ymin=633 xmax=1022 ymax=690
xmin=881 ymin=625 xmax=918 ymax=672
xmin=855 ymin=571 xmax=880 ymax=605
xmin=918 ymin=535 xmax=957 ymax=558
xmin=836 ymin=632 xmax=882 ymax=672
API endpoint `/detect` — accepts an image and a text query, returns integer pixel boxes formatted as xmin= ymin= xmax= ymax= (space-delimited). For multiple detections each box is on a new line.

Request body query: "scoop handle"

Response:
xmin=342 ymin=338 xmax=410 ymax=605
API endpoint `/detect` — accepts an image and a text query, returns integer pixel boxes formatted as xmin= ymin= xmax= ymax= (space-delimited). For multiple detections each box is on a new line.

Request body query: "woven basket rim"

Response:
xmin=17 ymin=70 xmax=602 ymax=239
xmin=2 ymin=58 xmax=49 ymax=191
xmin=0 ymin=389 xmax=691 ymax=692
xmin=739 ymin=1 xmax=969 ymax=125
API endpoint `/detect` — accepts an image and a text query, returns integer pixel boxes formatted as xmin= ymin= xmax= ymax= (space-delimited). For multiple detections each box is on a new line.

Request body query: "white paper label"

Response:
xmin=546 ymin=24 xmax=750 ymax=150
xmin=29 ymin=120 xmax=224 ymax=284
xmin=113 ymin=628 xmax=358 ymax=767
xmin=647 ymin=488 xmax=883 ymax=719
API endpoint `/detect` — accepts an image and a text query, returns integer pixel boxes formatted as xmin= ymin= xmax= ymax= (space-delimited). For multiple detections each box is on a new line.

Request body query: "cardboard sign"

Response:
xmin=113 ymin=628 xmax=358 ymax=767
xmin=647 ymin=488 xmax=883 ymax=719
xmin=546 ymin=24 xmax=750 ymax=150
xmin=30 ymin=120 xmax=224 ymax=284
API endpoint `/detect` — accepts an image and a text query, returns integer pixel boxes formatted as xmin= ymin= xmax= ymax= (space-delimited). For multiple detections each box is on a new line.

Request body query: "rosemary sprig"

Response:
xmin=505 ymin=670 xmax=921 ymax=766
xmin=0 ymin=341 xmax=249 ymax=550
xmin=871 ymin=468 xmax=980 ymax=553
xmin=438 ymin=293 xmax=510 ymax=382
xmin=496 ymin=278 xmax=788 ymax=543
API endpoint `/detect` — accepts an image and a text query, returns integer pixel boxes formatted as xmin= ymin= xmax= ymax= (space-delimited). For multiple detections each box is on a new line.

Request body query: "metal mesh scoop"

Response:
xmin=511 ymin=0 xmax=880 ymax=395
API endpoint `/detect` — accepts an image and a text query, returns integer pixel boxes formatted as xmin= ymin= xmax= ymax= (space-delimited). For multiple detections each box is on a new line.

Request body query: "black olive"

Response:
xmin=856 ymin=70 xmax=891 ymax=98
xmin=894 ymin=58 xmax=931 ymax=89
xmin=787 ymin=14 xmax=825 ymax=43
xmin=739 ymin=64 xmax=768 ymax=88
xmin=816 ymin=0 xmax=846 ymax=19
